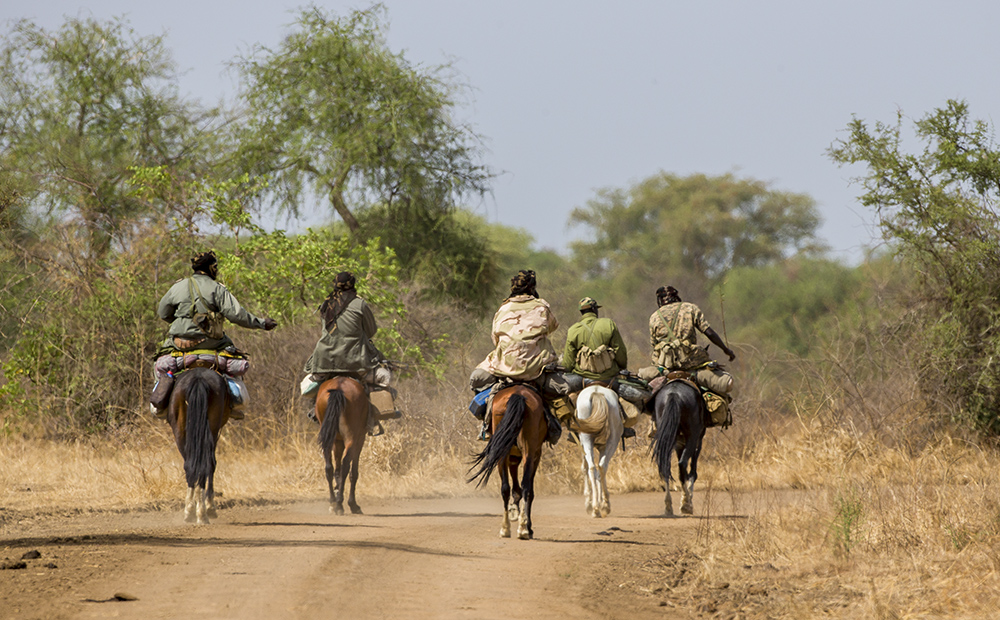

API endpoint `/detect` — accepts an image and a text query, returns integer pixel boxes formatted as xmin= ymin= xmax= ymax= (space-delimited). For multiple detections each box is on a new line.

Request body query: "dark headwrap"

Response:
xmin=320 ymin=271 xmax=358 ymax=331
xmin=509 ymin=269 xmax=538 ymax=298
xmin=656 ymin=285 xmax=681 ymax=307
xmin=191 ymin=250 xmax=218 ymax=280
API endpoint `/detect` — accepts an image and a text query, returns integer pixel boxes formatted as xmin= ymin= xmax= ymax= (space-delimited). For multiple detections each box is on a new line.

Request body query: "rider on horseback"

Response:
xmin=562 ymin=296 xmax=637 ymax=437
xmin=150 ymin=250 xmax=278 ymax=419
xmin=468 ymin=269 xmax=566 ymax=443
xmin=643 ymin=285 xmax=735 ymax=398
xmin=300 ymin=271 xmax=401 ymax=436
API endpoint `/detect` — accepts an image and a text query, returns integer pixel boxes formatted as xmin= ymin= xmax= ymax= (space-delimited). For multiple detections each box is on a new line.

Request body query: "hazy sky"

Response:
xmin=4 ymin=1 xmax=1000 ymax=262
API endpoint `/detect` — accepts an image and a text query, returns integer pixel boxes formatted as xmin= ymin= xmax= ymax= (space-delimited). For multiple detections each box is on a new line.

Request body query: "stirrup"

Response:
xmin=622 ymin=427 xmax=636 ymax=439
xmin=228 ymin=405 xmax=245 ymax=421
xmin=368 ymin=420 xmax=385 ymax=437
xmin=151 ymin=404 xmax=168 ymax=420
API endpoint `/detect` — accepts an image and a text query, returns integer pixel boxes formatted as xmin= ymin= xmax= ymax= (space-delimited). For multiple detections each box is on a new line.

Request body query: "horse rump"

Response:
xmin=467 ymin=392 xmax=527 ymax=487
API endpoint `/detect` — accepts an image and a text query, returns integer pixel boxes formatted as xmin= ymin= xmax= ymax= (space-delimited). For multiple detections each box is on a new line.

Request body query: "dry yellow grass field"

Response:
xmin=3 ymin=371 xmax=1000 ymax=619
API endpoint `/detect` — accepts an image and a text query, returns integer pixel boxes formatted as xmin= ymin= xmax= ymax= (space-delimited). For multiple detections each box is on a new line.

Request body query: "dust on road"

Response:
xmin=1 ymin=492 xmax=710 ymax=620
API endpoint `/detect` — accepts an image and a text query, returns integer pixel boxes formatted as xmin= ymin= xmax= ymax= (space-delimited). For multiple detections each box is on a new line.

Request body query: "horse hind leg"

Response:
xmin=581 ymin=453 xmax=594 ymax=516
xmin=680 ymin=477 xmax=695 ymax=515
xmin=205 ymin=473 xmax=218 ymax=519
xmin=499 ymin=461 xmax=512 ymax=538
xmin=195 ymin=485 xmax=210 ymax=525
xmin=597 ymin=462 xmax=611 ymax=518
xmin=184 ymin=487 xmax=197 ymax=523
xmin=347 ymin=449 xmax=362 ymax=515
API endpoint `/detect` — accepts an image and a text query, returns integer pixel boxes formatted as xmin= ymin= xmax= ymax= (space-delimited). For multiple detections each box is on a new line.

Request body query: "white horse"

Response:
xmin=574 ymin=385 xmax=624 ymax=518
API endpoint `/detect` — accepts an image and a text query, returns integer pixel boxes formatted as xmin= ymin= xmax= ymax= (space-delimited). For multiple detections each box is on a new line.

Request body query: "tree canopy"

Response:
xmin=568 ymin=172 xmax=824 ymax=294
xmin=233 ymin=5 xmax=492 ymax=231
xmin=0 ymin=17 xmax=214 ymax=275
xmin=829 ymin=99 xmax=1000 ymax=433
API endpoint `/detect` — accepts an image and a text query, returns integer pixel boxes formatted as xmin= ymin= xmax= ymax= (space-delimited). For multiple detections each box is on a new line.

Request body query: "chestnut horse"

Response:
xmin=166 ymin=367 xmax=230 ymax=524
xmin=651 ymin=379 xmax=707 ymax=516
xmin=468 ymin=384 xmax=547 ymax=539
xmin=316 ymin=376 xmax=370 ymax=515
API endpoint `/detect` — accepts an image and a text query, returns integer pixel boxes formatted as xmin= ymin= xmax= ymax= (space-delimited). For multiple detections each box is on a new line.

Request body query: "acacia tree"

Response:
xmin=829 ymin=99 xmax=1000 ymax=433
xmin=0 ymin=16 xmax=215 ymax=281
xmin=233 ymin=5 xmax=492 ymax=232
xmin=569 ymin=172 xmax=824 ymax=295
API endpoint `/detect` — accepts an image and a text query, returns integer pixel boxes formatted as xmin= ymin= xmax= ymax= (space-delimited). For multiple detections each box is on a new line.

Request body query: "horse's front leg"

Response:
xmin=499 ymin=457 xmax=512 ymax=538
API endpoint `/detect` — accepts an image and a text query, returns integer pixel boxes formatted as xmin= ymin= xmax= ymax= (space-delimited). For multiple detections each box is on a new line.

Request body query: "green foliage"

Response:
xmin=723 ymin=258 xmax=864 ymax=357
xmin=829 ymin=100 xmax=1000 ymax=433
xmin=569 ymin=172 xmax=825 ymax=292
xmin=233 ymin=4 xmax=492 ymax=232
xmin=355 ymin=205 xmax=499 ymax=315
xmin=831 ymin=487 xmax=864 ymax=557
xmin=0 ymin=16 xmax=213 ymax=267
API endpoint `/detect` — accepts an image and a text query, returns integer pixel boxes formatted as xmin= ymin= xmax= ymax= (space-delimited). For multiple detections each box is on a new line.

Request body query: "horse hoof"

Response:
xmin=518 ymin=529 xmax=532 ymax=540
xmin=500 ymin=527 xmax=511 ymax=538
xmin=350 ymin=505 xmax=363 ymax=515
xmin=206 ymin=508 xmax=218 ymax=519
xmin=330 ymin=504 xmax=344 ymax=516
xmin=681 ymin=505 xmax=694 ymax=515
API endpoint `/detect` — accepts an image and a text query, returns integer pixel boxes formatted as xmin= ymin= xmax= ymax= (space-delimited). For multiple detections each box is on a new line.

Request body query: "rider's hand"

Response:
xmin=725 ymin=348 xmax=736 ymax=362
xmin=263 ymin=318 xmax=278 ymax=331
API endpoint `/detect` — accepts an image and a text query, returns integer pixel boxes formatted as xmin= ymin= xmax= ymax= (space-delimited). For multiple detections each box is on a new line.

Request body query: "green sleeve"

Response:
xmin=215 ymin=282 xmax=265 ymax=330
xmin=610 ymin=320 xmax=628 ymax=368
xmin=563 ymin=326 xmax=578 ymax=370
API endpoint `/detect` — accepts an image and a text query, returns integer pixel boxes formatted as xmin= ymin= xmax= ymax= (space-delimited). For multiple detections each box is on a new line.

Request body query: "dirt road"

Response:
xmin=0 ymin=491 xmax=719 ymax=620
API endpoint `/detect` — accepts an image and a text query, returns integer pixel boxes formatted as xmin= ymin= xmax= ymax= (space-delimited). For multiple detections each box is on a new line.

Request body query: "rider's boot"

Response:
xmin=226 ymin=377 xmax=245 ymax=420
xmin=478 ymin=417 xmax=491 ymax=442
xmin=150 ymin=373 xmax=173 ymax=419
xmin=543 ymin=408 xmax=563 ymax=445
xmin=367 ymin=403 xmax=385 ymax=437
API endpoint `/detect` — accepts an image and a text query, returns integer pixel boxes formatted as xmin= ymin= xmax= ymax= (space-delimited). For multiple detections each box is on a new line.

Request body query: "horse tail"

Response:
xmin=467 ymin=393 xmax=527 ymax=487
xmin=652 ymin=391 xmax=681 ymax=482
xmin=184 ymin=375 xmax=217 ymax=490
xmin=318 ymin=388 xmax=346 ymax=455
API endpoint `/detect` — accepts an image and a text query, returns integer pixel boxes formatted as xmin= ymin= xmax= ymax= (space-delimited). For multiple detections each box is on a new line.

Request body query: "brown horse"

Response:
xmin=316 ymin=376 xmax=370 ymax=515
xmin=166 ymin=367 xmax=231 ymax=524
xmin=468 ymin=384 xmax=547 ymax=539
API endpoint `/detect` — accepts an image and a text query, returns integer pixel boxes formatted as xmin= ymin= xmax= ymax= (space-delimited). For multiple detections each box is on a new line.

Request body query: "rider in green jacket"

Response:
xmin=150 ymin=251 xmax=277 ymax=419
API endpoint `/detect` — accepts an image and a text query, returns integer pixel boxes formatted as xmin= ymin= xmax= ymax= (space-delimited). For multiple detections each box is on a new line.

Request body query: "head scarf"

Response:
xmin=191 ymin=250 xmax=218 ymax=280
xmin=656 ymin=285 xmax=681 ymax=307
xmin=320 ymin=271 xmax=358 ymax=330
xmin=509 ymin=269 xmax=538 ymax=298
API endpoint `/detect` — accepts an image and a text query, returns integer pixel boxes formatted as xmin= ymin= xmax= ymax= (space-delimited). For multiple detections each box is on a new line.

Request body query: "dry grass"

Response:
xmin=4 ymin=368 xmax=1000 ymax=618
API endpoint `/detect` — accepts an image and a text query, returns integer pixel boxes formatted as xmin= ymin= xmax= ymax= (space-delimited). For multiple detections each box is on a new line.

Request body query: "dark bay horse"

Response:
xmin=166 ymin=367 xmax=230 ymax=524
xmin=316 ymin=376 xmax=370 ymax=515
xmin=468 ymin=384 xmax=547 ymax=539
xmin=651 ymin=379 xmax=707 ymax=516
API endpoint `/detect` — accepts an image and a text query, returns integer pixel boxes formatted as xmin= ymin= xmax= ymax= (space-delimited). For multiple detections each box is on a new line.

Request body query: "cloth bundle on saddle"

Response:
xmin=468 ymin=375 xmax=567 ymax=445
xmin=153 ymin=348 xmax=249 ymax=409
xmin=300 ymin=370 xmax=400 ymax=435
xmin=645 ymin=368 xmax=732 ymax=429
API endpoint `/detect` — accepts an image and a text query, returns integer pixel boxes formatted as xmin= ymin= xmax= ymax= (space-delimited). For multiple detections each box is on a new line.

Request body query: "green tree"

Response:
xmin=569 ymin=172 xmax=824 ymax=292
xmin=0 ymin=16 xmax=215 ymax=277
xmin=829 ymin=99 xmax=1000 ymax=432
xmin=233 ymin=5 xmax=492 ymax=232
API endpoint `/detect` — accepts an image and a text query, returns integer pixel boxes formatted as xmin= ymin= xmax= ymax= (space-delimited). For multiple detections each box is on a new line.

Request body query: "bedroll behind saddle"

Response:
xmin=646 ymin=371 xmax=732 ymax=429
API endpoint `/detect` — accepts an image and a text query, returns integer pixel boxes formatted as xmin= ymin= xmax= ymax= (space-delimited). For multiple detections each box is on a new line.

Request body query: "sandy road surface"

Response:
xmin=0 ymin=491 xmax=719 ymax=620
